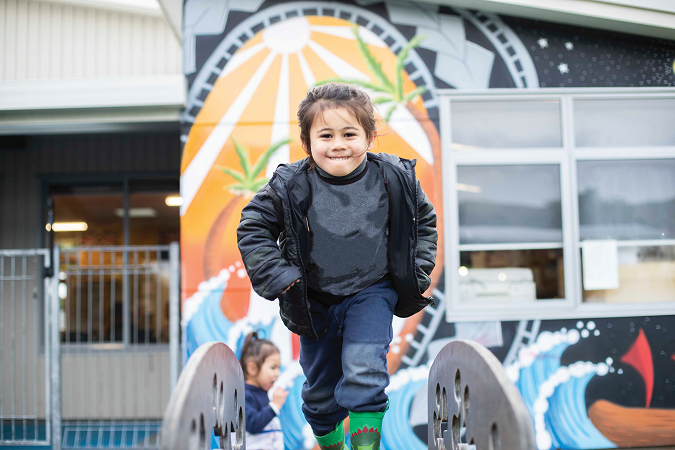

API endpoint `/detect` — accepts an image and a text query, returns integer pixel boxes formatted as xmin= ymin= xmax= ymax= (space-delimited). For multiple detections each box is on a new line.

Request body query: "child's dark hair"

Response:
xmin=297 ymin=83 xmax=377 ymax=166
xmin=240 ymin=331 xmax=279 ymax=378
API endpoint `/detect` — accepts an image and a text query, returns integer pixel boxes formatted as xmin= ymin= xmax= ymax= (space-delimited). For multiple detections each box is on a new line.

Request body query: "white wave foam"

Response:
xmin=181 ymin=268 xmax=231 ymax=327
xmin=386 ymin=364 xmax=430 ymax=393
xmin=533 ymin=360 xmax=611 ymax=450
xmin=504 ymin=327 xmax=581 ymax=383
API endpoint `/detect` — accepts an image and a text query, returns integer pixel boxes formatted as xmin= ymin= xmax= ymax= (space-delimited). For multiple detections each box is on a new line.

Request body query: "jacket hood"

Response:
xmin=273 ymin=158 xmax=309 ymax=184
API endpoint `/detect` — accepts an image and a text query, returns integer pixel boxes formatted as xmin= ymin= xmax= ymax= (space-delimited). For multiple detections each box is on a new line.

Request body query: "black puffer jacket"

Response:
xmin=237 ymin=152 xmax=438 ymax=340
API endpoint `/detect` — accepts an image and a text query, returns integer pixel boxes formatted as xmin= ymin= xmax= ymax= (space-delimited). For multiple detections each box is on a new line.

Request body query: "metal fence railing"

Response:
xmin=1 ymin=244 xmax=180 ymax=450
xmin=0 ymin=249 xmax=52 ymax=446
xmin=56 ymin=244 xmax=180 ymax=449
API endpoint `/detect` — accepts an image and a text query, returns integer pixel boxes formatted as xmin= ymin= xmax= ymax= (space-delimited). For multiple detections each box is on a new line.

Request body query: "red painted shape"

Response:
xmin=671 ymin=354 xmax=675 ymax=362
xmin=620 ymin=328 xmax=654 ymax=407
xmin=292 ymin=333 xmax=301 ymax=360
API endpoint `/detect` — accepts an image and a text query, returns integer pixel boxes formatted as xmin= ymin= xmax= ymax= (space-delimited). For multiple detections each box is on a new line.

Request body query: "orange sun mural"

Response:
xmin=180 ymin=16 xmax=443 ymax=349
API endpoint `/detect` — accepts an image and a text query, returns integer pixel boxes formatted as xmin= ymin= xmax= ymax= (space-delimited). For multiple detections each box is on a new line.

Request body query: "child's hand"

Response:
xmin=281 ymin=279 xmax=300 ymax=294
xmin=271 ymin=388 xmax=289 ymax=409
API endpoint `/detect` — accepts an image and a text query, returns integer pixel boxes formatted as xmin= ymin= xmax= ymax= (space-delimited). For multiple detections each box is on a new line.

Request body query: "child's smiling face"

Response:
xmin=309 ymin=107 xmax=373 ymax=177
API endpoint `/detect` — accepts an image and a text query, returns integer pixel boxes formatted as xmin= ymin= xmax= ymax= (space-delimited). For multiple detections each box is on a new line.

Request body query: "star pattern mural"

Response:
xmin=504 ymin=16 xmax=675 ymax=88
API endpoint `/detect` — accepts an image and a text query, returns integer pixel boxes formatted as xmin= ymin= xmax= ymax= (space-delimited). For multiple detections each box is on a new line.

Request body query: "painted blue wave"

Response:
xmin=187 ymin=295 xmax=618 ymax=450
xmin=546 ymin=372 xmax=615 ymax=449
xmin=516 ymin=343 xmax=569 ymax=418
xmin=381 ymin=379 xmax=427 ymax=450
xmin=184 ymin=284 xmax=229 ymax=358
xmin=277 ymin=375 xmax=308 ymax=450
xmin=515 ymin=341 xmax=615 ymax=450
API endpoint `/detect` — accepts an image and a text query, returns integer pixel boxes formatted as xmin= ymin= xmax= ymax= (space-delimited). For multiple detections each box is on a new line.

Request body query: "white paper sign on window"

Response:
xmin=582 ymin=240 xmax=620 ymax=290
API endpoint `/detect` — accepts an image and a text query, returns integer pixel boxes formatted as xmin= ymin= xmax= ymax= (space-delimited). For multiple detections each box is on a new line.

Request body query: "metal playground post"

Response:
xmin=427 ymin=340 xmax=535 ymax=450
xmin=161 ymin=339 xmax=534 ymax=449
xmin=160 ymin=342 xmax=245 ymax=450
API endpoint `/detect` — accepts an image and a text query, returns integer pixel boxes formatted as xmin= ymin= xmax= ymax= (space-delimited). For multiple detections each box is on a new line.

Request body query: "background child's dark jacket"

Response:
xmin=237 ymin=152 xmax=438 ymax=340
xmin=245 ymin=383 xmax=279 ymax=433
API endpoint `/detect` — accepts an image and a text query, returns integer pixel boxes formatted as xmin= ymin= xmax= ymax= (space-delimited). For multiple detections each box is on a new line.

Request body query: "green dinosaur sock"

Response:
xmin=349 ymin=403 xmax=388 ymax=450
xmin=315 ymin=420 xmax=346 ymax=450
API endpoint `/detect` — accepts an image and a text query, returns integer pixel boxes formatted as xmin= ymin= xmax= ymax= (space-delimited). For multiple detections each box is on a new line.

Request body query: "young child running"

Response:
xmin=237 ymin=83 xmax=437 ymax=450
xmin=240 ymin=331 xmax=287 ymax=450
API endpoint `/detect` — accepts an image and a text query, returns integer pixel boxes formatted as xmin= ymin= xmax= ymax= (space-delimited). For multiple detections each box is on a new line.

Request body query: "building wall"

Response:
xmin=60 ymin=351 xmax=172 ymax=419
xmin=0 ymin=132 xmax=181 ymax=249
xmin=0 ymin=0 xmax=182 ymax=82
xmin=0 ymin=131 xmax=180 ymax=423
xmin=179 ymin=2 xmax=675 ymax=450
xmin=0 ymin=352 xmax=171 ymax=419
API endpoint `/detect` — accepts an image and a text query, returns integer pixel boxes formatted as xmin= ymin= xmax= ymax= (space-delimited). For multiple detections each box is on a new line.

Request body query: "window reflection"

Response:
xmin=52 ymin=186 xmax=124 ymax=248
xmin=451 ymin=100 xmax=562 ymax=149
xmin=49 ymin=179 xmax=179 ymax=345
xmin=574 ymin=98 xmax=675 ymax=147
xmin=578 ymin=159 xmax=675 ymax=304
xmin=457 ymin=165 xmax=565 ymax=303
xmin=458 ymin=165 xmax=562 ymax=244
xmin=582 ymin=246 xmax=675 ymax=303
xmin=459 ymin=249 xmax=565 ymax=302
xmin=577 ymin=160 xmax=675 ymax=240
xmin=129 ymin=193 xmax=181 ymax=245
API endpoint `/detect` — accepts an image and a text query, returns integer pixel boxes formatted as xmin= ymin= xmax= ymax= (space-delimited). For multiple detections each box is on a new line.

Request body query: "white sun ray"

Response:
xmin=310 ymin=25 xmax=387 ymax=48
xmin=219 ymin=42 xmax=267 ymax=79
xmin=266 ymin=53 xmax=291 ymax=178
xmin=306 ymin=40 xmax=370 ymax=82
xmin=181 ymin=51 xmax=278 ymax=215
xmin=263 ymin=17 xmax=311 ymax=54
xmin=387 ymin=102 xmax=433 ymax=164
xmin=296 ymin=51 xmax=316 ymax=88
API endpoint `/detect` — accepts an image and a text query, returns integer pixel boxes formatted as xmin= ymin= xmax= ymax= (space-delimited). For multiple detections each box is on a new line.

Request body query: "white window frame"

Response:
xmin=438 ymin=87 xmax=675 ymax=322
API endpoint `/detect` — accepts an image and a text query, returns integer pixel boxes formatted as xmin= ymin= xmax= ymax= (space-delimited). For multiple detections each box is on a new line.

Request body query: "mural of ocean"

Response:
xmin=183 ymin=270 xmax=619 ymax=450
xmin=506 ymin=325 xmax=616 ymax=450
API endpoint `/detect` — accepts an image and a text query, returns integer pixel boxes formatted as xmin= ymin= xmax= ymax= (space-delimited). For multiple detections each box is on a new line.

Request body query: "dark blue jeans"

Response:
xmin=299 ymin=280 xmax=397 ymax=436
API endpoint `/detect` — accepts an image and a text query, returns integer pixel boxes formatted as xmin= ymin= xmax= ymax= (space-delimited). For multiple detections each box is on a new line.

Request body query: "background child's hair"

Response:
xmin=240 ymin=331 xmax=279 ymax=378
xmin=297 ymin=83 xmax=377 ymax=166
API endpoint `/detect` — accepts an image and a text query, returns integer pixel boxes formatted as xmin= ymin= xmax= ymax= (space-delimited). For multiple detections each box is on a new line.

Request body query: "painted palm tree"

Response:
xmin=203 ymin=137 xmax=291 ymax=280
xmin=317 ymin=23 xmax=445 ymax=374
xmin=317 ymin=23 xmax=427 ymax=122
xmin=217 ymin=137 xmax=291 ymax=195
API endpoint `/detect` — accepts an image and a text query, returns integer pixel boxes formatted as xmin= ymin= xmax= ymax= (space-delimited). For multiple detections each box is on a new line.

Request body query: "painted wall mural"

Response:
xmin=180 ymin=1 xmax=675 ymax=449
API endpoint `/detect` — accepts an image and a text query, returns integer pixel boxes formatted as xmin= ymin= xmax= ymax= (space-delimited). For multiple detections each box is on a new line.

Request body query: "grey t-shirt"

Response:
xmin=306 ymin=158 xmax=389 ymax=302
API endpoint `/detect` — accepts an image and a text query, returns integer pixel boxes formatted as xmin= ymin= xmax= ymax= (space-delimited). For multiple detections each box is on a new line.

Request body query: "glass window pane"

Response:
xmin=578 ymin=160 xmax=675 ymax=240
xmin=451 ymin=100 xmax=562 ymax=149
xmin=574 ymin=98 xmax=675 ymax=147
xmin=129 ymin=192 xmax=181 ymax=245
xmin=582 ymin=245 xmax=675 ymax=303
xmin=128 ymin=180 xmax=178 ymax=343
xmin=459 ymin=249 xmax=565 ymax=302
xmin=51 ymin=187 xmax=124 ymax=247
xmin=51 ymin=186 xmax=124 ymax=344
xmin=458 ymin=165 xmax=562 ymax=244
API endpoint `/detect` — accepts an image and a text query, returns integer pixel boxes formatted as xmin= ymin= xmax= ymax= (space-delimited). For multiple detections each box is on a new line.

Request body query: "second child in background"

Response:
xmin=240 ymin=331 xmax=287 ymax=450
